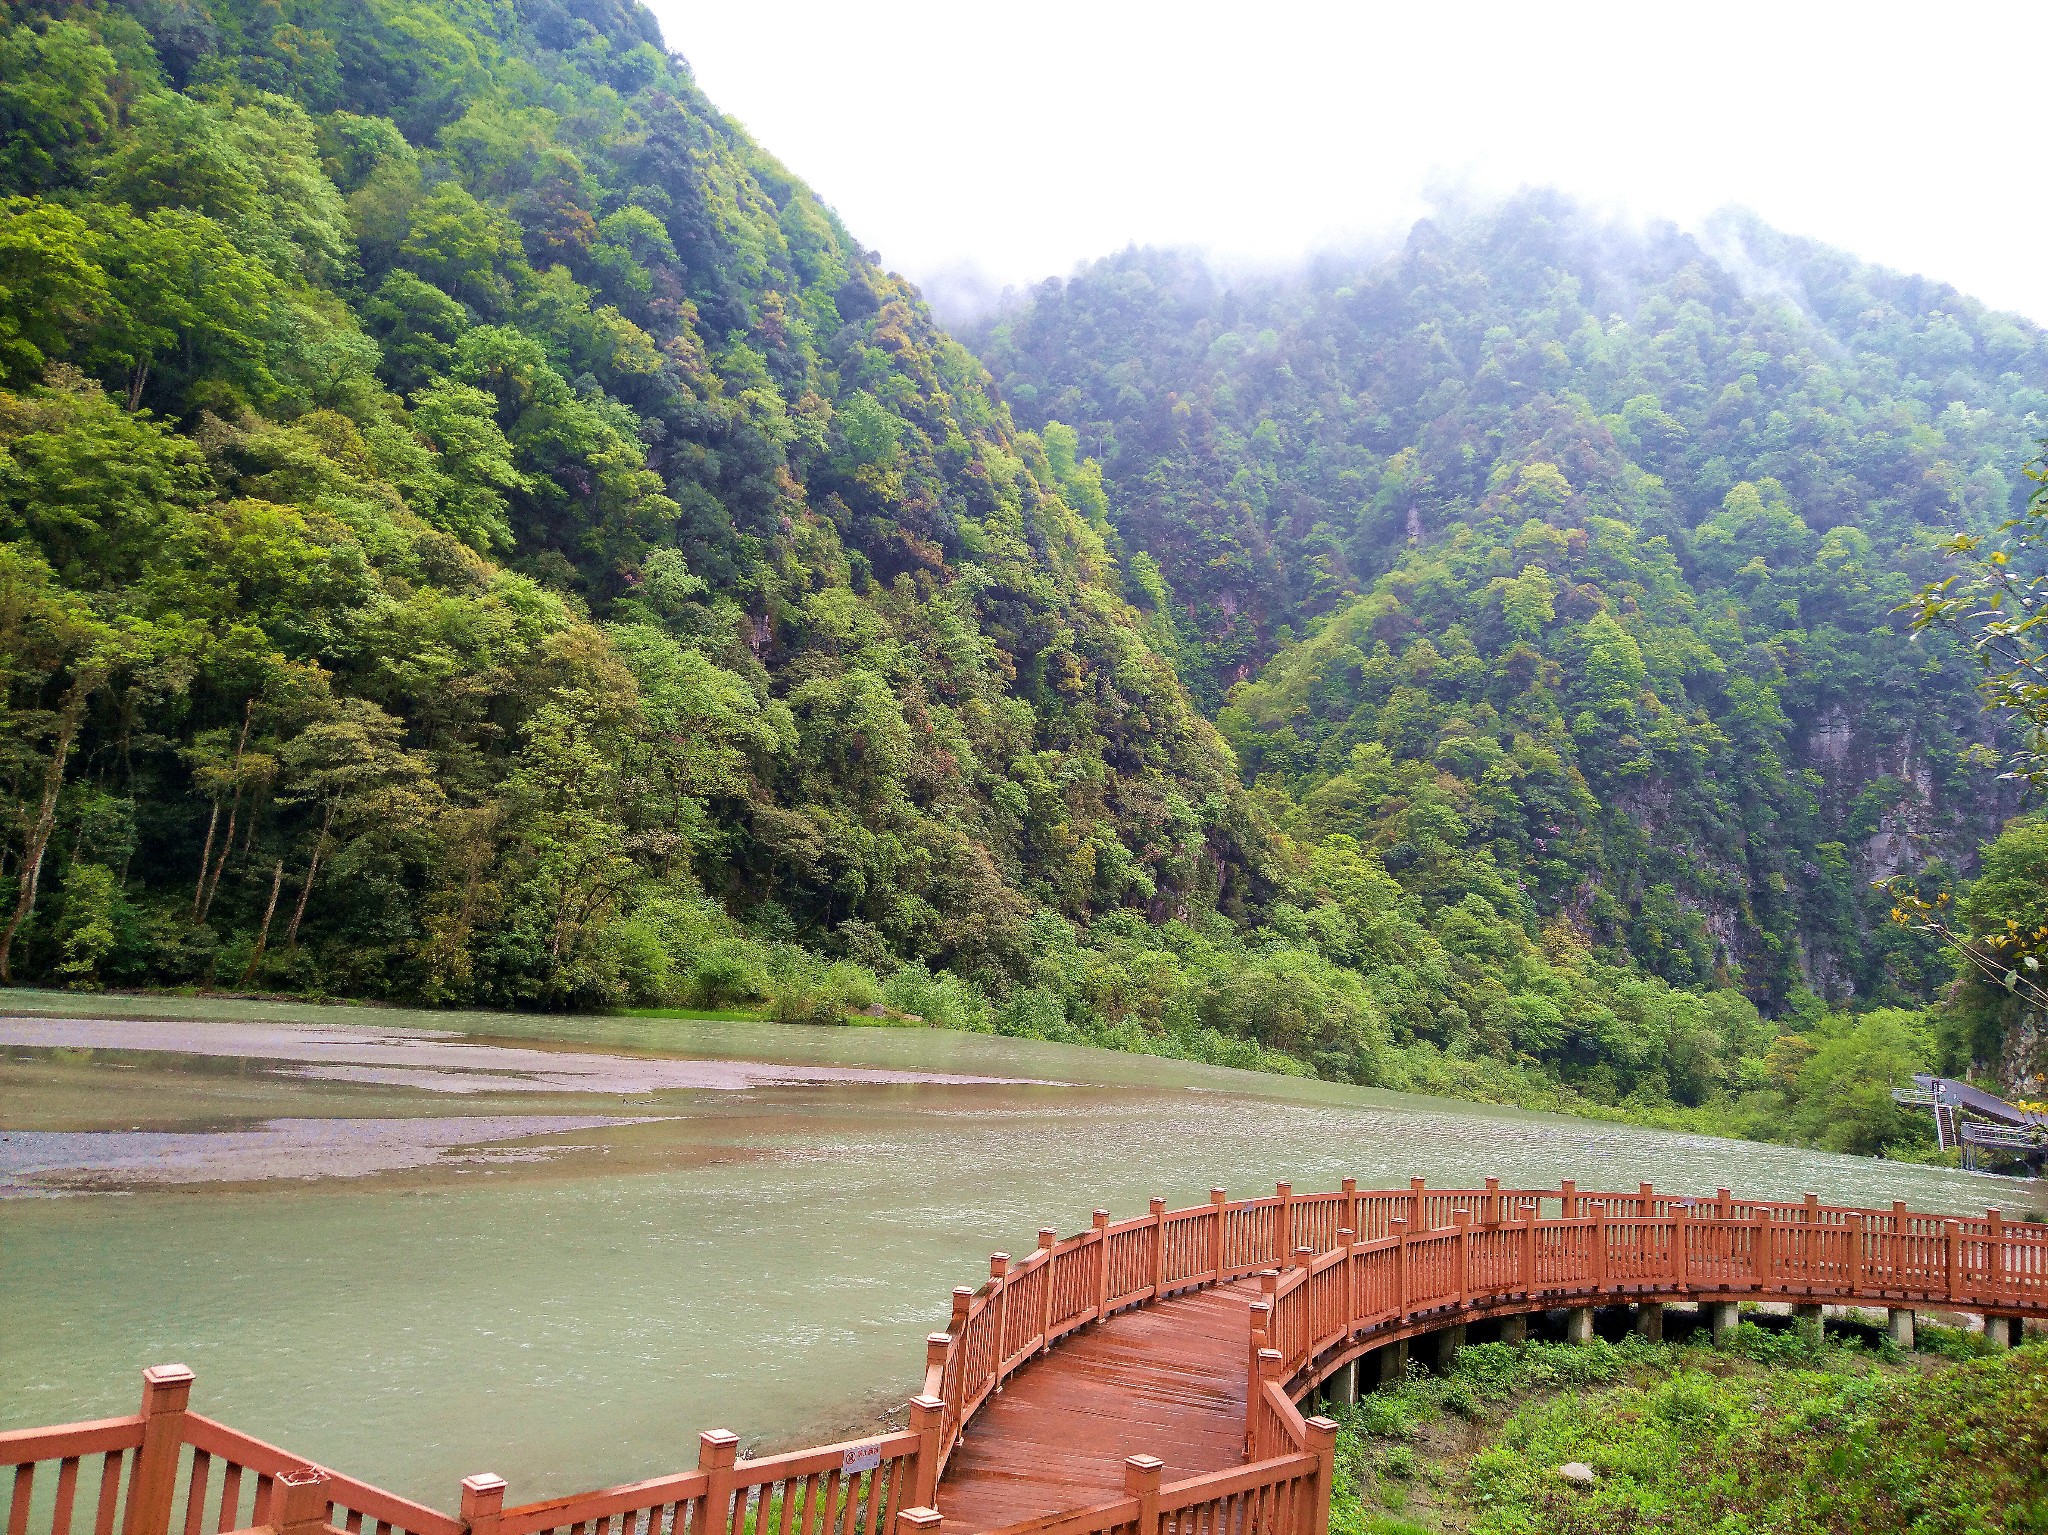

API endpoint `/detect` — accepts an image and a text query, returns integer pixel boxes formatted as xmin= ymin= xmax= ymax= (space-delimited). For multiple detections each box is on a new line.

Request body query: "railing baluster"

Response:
xmin=55 ymin=1457 xmax=82 ymax=1535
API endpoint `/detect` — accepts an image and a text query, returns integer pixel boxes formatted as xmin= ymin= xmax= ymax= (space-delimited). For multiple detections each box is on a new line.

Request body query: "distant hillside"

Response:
xmin=969 ymin=201 xmax=2039 ymax=1007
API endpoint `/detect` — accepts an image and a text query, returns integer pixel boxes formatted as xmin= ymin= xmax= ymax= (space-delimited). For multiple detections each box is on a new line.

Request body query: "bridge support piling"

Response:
xmin=1707 ymin=1300 xmax=1739 ymax=1344
xmin=1566 ymin=1306 xmax=1594 ymax=1345
xmin=1431 ymin=1323 xmax=1467 ymax=1371
xmin=1498 ymin=1312 xmax=1528 ymax=1345
xmin=1329 ymin=1357 xmax=1359 ymax=1406
xmin=1635 ymin=1302 xmax=1663 ymax=1343
xmin=1372 ymin=1338 xmax=1408 ymax=1388
xmin=1886 ymin=1307 xmax=1916 ymax=1350
xmin=1983 ymin=1315 xmax=2019 ymax=1351
xmin=1793 ymin=1303 xmax=1824 ymax=1346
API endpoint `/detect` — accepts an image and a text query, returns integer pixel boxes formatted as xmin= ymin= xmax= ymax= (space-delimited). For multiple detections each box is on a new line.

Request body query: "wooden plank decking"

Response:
xmin=936 ymin=1279 xmax=1262 ymax=1532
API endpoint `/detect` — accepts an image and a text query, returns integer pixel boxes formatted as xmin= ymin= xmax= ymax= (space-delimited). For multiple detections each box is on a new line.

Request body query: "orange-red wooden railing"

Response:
xmin=7 ymin=1182 xmax=2043 ymax=1535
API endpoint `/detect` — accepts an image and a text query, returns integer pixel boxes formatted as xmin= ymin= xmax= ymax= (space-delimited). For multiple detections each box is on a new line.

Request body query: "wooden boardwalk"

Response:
xmin=937 ymin=1280 xmax=1260 ymax=1531
xmin=7 ymin=1181 xmax=2046 ymax=1535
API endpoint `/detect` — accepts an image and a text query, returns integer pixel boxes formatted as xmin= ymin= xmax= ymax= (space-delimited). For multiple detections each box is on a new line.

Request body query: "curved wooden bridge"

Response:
xmin=7 ymin=1180 xmax=2046 ymax=1535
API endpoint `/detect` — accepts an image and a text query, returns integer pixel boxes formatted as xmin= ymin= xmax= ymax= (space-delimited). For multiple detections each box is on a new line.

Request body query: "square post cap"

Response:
xmin=698 ymin=1429 xmax=739 ymax=1469
xmin=1124 ymin=1455 xmax=1164 ymax=1493
xmin=140 ymin=1365 xmax=194 ymax=1413
xmin=273 ymin=1468 xmax=329 ymax=1535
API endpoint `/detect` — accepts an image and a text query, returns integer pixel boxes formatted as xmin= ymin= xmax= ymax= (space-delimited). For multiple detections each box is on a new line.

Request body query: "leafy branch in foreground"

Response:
xmin=1900 ymin=447 xmax=2048 ymax=791
xmin=1880 ymin=877 xmax=2048 ymax=1014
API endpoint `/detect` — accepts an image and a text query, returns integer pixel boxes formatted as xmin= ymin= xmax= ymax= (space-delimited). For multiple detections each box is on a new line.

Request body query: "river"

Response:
xmin=0 ymin=990 xmax=2025 ymax=1508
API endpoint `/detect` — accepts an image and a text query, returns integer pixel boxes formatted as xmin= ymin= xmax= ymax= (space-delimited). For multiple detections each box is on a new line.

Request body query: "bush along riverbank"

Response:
xmin=1328 ymin=1320 xmax=2047 ymax=1534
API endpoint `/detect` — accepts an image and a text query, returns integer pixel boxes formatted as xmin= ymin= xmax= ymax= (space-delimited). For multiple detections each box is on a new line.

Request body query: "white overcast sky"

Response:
xmin=642 ymin=2 xmax=2048 ymax=325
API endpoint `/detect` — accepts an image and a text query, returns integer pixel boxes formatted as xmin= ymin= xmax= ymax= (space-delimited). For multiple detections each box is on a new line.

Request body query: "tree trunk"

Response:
xmin=283 ymin=802 xmax=332 ymax=950
xmin=191 ymin=800 xmax=220 ymax=918
xmin=0 ymin=681 xmax=92 ymax=981
xmin=196 ymin=701 xmax=253 ymax=924
xmin=239 ymin=859 xmax=285 ymax=988
xmin=198 ymin=794 xmax=240 ymax=923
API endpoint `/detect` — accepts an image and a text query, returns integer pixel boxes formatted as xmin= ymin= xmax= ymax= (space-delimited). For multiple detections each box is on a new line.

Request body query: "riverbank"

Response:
xmin=32 ymin=979 xmax=1998 ymax=1179
xmin=1332 ymin=1325 xmax=2046 ymax=1533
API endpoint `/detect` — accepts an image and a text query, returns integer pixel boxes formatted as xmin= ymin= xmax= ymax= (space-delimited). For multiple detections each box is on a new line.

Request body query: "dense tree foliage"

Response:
xmin=972 ymin=206 xmax=2041 ymax=1015
xmin=0 ymin=0 xmax=1271 ymax=1013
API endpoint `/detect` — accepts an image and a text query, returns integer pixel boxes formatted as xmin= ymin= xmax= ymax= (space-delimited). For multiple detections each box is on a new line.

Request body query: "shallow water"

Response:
xmin=0 ymin=989 xmax=2026 ymax=1509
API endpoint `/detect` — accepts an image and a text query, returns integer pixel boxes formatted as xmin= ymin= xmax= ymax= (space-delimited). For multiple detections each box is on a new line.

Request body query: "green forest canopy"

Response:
xmin=0 ymin=0 xmax=2041 ymax=1151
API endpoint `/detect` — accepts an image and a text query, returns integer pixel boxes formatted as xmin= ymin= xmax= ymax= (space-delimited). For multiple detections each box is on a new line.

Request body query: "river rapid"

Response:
xmin=0 ymin=991 xmax=2028 ymax=1506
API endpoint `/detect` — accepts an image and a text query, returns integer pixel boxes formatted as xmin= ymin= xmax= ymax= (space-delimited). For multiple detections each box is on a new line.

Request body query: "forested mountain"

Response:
xmin=970 ymin=206 xmax=2041 ymax=1015
xmin=0 ymin=0 xmax=1267 ymax=1009
xmin=0 ymin=0 xmax=2037 ymax=1144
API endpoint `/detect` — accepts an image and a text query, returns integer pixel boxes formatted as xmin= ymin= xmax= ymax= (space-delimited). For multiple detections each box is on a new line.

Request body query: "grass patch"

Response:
xmin=1329 ymin=1332 xmax=2048 ymax=1533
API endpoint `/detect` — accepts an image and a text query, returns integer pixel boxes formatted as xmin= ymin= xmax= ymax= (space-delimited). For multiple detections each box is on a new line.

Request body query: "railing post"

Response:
xmin=1246 ymin=1297 xmax=1271 ymax=1452
xmin=1945 ymin=1220 xmax=1961 ymax=1304
xmin=990 ymin=1253 xmax=1011 ymax=1386
xmin=1243 ymin=1308 xmax=1268 ymax=1455
xmin=1303 ymin=1415 xmax=1339 ymax=1535
xmin=1891 ymin=1200 xmax=1909 ymax=1288
xmin=1037 ymin=1228 xmax=1058 ymax=1348
xmin=1639 ymin=1181 xmax=1655 ymax=1218
xmin=1591 ymin=1202 xmax=1606 ymax=1290
xmin=1560 ymin=1179 xmax=1576 ymax=1219
xmin=272 ymin=1470 xmax=328 ymax=1535
xmin=1274 ymin=1181 xmax=1293 ymax=1263
xmin=1453 ymin=1208 xmax=1471 ymax=1306
xmin=1988 ymin=1209 xmax=2003 ymax=1305
xmin=893 ymin=1508 xmax=942 ymax=1535
xmin=946 ymin=1288 xmax=971 ymax=1417
xmin=908 ymin=1394 xmax=944 ymax=1508
xmin=1150 ymin=1197 xmax=1167 ymax=1298
xmin=1716 ymin=1187 xmax=1731 ymax=1220
xmin=1337 ymin=1228 xmax=1356 ymax=1334
xmin=1211 ymin=1187 xmax=1229 ymax=1282
xmin=1124 ymin=1455 xmax=1163 ymax=1535
xmin=1483 ymin=1176 xmax=1500 ymax=1225
xmin=122 ymin=1364 xmax=194 ymax=1535
xmin=1341 ymin=1176 xmax=1358 ymax=1240
xmin=1092 ymin=1209 xmax=1111 ymax=1318
xmin=1671 ymin=1202 xmax=1688 ymax=1291
xmin=699 ymin=1430 xmax=739 ymax=1535
xmin=459 ymin=1475 xmax=505 ymax=1535
xmin=924 ymin=1331 xmax=952 ymax=1398
xmin=1521 ymin=1205 xmax=1537 ymax=1293
xmin=1392 ymin=1218 xmax=1409 ymax=1318
xmin=1409 ymin=1176 xmax=1426 ymax=1230
xmin=1847 ymin=1213 xmax=1866 ymax=1293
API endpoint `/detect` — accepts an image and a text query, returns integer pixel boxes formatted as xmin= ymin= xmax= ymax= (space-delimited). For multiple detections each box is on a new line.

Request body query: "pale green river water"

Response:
xmin=0 ymin=990 xmax=2029 ymax=1509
